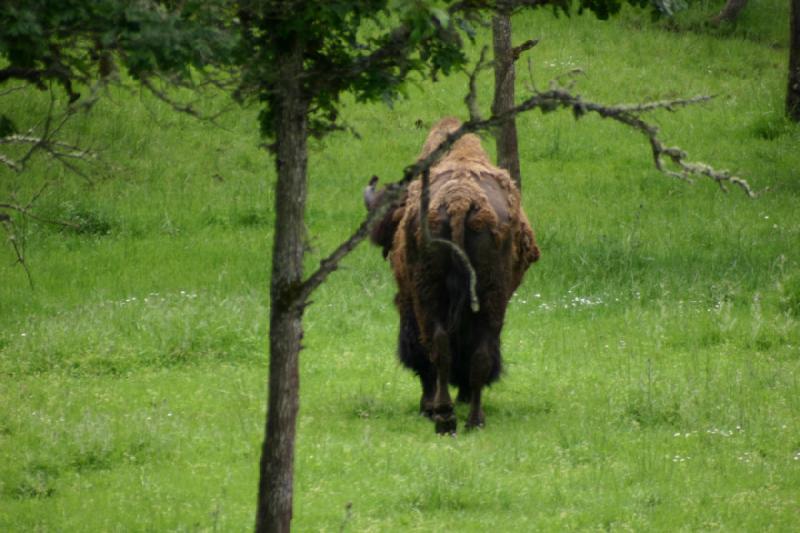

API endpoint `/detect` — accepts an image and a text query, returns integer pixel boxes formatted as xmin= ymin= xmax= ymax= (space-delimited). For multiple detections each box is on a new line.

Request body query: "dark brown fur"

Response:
xmin=366 ymin=117 xmax=539 ymax=434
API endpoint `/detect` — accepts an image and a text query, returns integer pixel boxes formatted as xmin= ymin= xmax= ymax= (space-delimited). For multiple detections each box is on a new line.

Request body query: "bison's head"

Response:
xmin=363 ymin=175 xmax=381 ymax=211
xmin=363 ymin=175 xmax=404 ymax=259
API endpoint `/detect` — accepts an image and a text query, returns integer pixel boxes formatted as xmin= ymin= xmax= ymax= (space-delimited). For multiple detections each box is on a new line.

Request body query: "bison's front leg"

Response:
xmin=431 ymin=324 xmax=456 ymax=435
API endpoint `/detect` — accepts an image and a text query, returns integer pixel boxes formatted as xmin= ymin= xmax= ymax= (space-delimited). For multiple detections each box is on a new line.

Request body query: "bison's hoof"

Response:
xmin=465 ymin=411 xmax=485 ymax=431
xmin=434 ymin=415 xmax=457 ymax=436
xmin=420 ymin=399 xmax=435 ymax=419
xmin=465 ymin=419 xmax=485 ymax=431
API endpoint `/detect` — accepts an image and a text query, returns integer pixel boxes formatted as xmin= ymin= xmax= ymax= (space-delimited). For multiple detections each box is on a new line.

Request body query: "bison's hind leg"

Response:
xmin=398 ymin=305 xmax=437 ymax=417
xmin=431 ymin=324 xmax=457 ymax=435
xmin=465 ymin=335 xmax=501 ymax=430
xmin=419 ymin=368 xmax=436 ymax=418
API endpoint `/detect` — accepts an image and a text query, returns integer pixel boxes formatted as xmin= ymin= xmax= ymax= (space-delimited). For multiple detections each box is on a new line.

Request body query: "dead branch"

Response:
xmin=0 ymin=153 xmax=21 ymax=171
xmin=1 ymin=83 xmax=106 ymax=283
xmin=140 ymin=75 xmax=237 ymax=126
xmin=1 ymin=84 xmax=103 ymax=188
xmin=550 ymin=91 xmax=753 ymax=196
xmin=504 ymin=89 xmax=754 ymax=196
xmin=2 ymin=131 xmax=98 ymax=184
xmin=0 ymin=216 xmax=34 ymax=289
xmin=1 ymin=134 xmax=96 ymax=160
xmin=0 ymin=203 xmax=80 ymax=229
xmin=296 ymin=80 xmax=754 ymax=309
xmin=512 ymin=38 xmax=539 ymax=60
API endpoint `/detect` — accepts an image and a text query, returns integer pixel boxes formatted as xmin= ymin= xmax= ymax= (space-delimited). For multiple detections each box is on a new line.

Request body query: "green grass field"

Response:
xmin=2 ymin=2 xmax=799 ymax=530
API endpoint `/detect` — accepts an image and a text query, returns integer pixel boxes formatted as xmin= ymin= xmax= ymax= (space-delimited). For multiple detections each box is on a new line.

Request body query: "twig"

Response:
xmin=1 ymin=134 xmax=96 ymax=158
xmin=0 ymin=84 xmax=27 ymax=97
xmin=1 ymin=217 xmax=34 ymax=289
xmin=140 ymin=75 xmax=234 ymax=126
xmin=512 ymin=38 xmax=539 ymax=60
xmin=0 ymin=203 xmax=80 ymax=229
xmin=0 ymin=153 xmax=21 ymax=171
xmin=1 ymin=83 xmax=106 ymax=285
xmin=464 ymin=46 xmax=490 ymax=122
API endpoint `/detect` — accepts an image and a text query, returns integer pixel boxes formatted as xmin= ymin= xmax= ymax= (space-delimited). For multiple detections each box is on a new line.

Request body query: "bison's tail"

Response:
xmin=443 ymin=204 xmax=479 ymax=332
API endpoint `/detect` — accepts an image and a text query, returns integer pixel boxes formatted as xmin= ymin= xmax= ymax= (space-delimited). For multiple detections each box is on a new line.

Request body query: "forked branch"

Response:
xmin=296 ymin=78 xmax=754 ymax=311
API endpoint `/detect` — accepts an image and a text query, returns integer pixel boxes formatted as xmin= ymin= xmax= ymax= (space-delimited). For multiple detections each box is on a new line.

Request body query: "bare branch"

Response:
xmin=2 ymin=84 xmax=105 ymax=187
xmin=464 ymin=45 xmax=491 ymax=122
xmin=0 ymin=153 xmax=21 ymax=171
xmin=1 ymin=217 xmax=34 ymax=289
xmin=140 ymin=75 xmax=234 ymax=125
xmin=288 ymin=75 xmax=755 ymax=310
xmin=512 ymin=38 xmax=539 ymax=60
xmin=0 ymin=85 xmax=27 ymax=97
xmin=0 ymin=203 xmax=81 ymax=229
xmin=1 ymin=134 xmax=96 ymax=159
xmin=140 ymin=76 xmax=203 ymax=119
xmin=296 ymin=118 xmax=491 ymax=305
xmin=1 ymin=83 xmax=107 ymax=284
xmin=504 ymin=89 xmax=755 ymax=196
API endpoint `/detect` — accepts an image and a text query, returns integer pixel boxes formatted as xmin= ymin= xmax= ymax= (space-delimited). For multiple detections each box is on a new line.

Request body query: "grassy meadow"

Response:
xmin=2 ymin=1 xmax=800 ymax=530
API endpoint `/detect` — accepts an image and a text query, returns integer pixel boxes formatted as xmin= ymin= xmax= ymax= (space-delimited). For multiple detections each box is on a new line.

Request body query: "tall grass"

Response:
xmin=2 ymin=1 xmax=799 ymax=530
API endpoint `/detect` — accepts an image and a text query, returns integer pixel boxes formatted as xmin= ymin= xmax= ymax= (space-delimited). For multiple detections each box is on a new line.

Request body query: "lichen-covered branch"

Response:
xmin=296 ymin=81 xmax=753 ymax=310
xmin=526 ymin=90 xmax=755 ymax=196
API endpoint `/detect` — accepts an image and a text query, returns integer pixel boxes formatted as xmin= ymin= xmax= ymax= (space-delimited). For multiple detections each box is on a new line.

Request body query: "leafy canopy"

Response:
xmin=1 ymin=0 xmax=670 ymax=138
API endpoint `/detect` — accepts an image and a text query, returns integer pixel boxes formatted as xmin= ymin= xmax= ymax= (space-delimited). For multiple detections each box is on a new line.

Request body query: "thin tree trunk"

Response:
xmin=709 ymin=0 xmax=749 ymax=25
xmin=789 ymin=0 xmax=800 ymax=121
xmin=256 ymin=38 xmax=308 ymax=533
xmin=492 ymin=10 xmax=522 ymax=189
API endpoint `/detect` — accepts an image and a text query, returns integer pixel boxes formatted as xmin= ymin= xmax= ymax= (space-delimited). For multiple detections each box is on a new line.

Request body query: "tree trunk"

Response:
xmin=709 ymin=0 xmax=749 ymax=25
xmin=789 ymin=0 xmax=800 ymax=121
xmin=492 ymin=10 xmax=522 ymax=189
xmin=255 ymin=39 xmax=308 ymax=533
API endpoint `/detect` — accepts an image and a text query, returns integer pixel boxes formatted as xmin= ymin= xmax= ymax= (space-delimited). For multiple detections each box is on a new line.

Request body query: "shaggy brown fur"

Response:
xmin=366 ymin=117 xmax=539 ymax=434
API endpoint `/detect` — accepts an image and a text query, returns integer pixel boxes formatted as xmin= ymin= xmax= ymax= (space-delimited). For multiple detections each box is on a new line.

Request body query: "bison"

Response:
xmin=364 ymin=117 xmax=539 ymax=434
